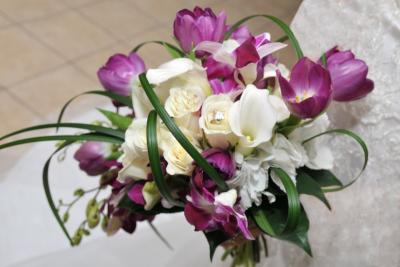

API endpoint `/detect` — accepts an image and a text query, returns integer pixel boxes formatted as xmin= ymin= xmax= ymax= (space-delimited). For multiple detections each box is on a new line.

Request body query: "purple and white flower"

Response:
xmin=277 ymin=57 xmax=332 ymax=119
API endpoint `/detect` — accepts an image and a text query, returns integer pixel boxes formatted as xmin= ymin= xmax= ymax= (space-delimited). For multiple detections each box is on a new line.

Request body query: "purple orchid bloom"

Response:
xmin=324 ymin=46 xmax=374 ymax=101
xmin=209 ymin=79 xmax=238 ymax=94
xmin=184 ymin=188 xmax=253 ymax=239
xmin=97 ymin=52 xmax=145 ymax=97
xmin=277 ymin=57 xmax=332 ymax=119
xmin=74 ymin=141 xmax=117 ymax=176
xmin=173 ymin=7 xmax=227 ymax=53
xmin=127 ymin=182 xmax=146 ymax=206
xmin=204 ymin=56 xmax=234 ymax=80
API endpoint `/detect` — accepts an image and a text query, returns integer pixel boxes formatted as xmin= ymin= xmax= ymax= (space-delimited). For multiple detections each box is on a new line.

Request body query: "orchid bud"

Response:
xmin=74 ymin=141 xmax=114 ymax=176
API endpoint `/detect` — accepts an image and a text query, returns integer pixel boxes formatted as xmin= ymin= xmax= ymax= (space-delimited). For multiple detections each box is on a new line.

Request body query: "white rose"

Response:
xmin=132 ymin=58 xmax=211 ymax=118
xmin=199 ymin=94 xmax=237 ymax=148
xmin=160 ymin=127 xmax=201 ymax=176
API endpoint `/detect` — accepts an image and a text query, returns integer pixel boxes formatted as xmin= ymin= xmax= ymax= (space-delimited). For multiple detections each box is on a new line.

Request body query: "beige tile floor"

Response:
xmin=0 ymin=0 xmax=301 ymax=172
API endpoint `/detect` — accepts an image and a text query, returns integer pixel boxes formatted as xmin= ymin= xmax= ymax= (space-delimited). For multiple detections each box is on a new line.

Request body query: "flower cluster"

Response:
xmin=0 ymin=5 xmax=372 ymax=266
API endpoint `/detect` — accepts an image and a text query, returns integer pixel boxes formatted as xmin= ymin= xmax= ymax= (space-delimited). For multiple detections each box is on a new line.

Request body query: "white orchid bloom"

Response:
xmin=289 ymin=114 xmax=334 ymax=170
xmin=229 ymin=84 xmax=277 ymax=155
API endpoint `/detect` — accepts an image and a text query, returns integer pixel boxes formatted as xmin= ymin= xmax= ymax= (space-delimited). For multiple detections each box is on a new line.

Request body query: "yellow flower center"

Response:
xmin=295 ymin=90 xmax=314 ymax=103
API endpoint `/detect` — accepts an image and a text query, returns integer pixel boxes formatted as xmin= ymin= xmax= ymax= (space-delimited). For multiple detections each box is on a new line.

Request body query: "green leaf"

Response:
xmin=148 ymin=221 xmax=173 ymax=250
xmin=251 ymin=198 xmax=312 ymax=256
xmin=98 ymin=108 xmax=132 ymax=131
xmin=300 ymin=167 xmax=343 ymax=188
xmin=271 ymin=167 xmax=300 ymax=234
xmin=0 ymin=122 xmax=125 ymax=142
xmin=138 ymin=73 xmax=228 ymax=191
xmin=303 ymin=128 xmax=369 ymax=192
xmin=56 ymin=91 xmax=133 ymax=130
xmin=225 ymin=14 xmax=304 ymax=59
xmin=43 ymin=140 xmax=75 ymax=246
xmin=204 ymin=230 xmax=230 ymax=261
xmin=132 ymin=40 xmax=185 ymax=57
xmin=296 ymin=169 xmax=331 ymax=210
xmin=0 ymin=133 xmax=123 ymax=150
xmin=320 ymin=53 xmax=327 ymax=66
xmin=146 ymin=110 xmax=184 ymax=207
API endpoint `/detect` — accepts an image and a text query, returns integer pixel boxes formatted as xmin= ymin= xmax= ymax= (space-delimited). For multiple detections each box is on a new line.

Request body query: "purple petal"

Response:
xmin=73 ymin=142 xmax=110 ymax=176
xmin=231 ymin=26 xmax=252 ymax=44
xmin=202 ymin=148 xmax=236 ymax=177
xmin=235 ymin=37 xmax=260 ymax=68
xmin=184 ymin=202 xmax=213 ymax=231
xmin=277 ymin=70 xmax=296 ymax=99
xmin=209 ymin=79 xmax=238 ymax=94
xmin=334 ymin=78 xmax=374 ymax=101
xmin=290 ymin=57 xmax=314 ymax=92
xmin=127 ymin=182 xmax=145 ymax=206
xmin=204 ymin=57 xmax=234 ymax=80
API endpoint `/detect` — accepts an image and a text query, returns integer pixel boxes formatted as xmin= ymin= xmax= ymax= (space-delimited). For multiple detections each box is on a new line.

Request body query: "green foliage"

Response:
xmin=98 ymin=108 xmax=132 ymax=131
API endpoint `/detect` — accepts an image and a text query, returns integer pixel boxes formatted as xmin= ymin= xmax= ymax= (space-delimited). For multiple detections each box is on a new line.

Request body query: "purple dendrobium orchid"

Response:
xmin=209 ymin=78 xmax=238 ymax=94
xmin=204 ymin=56 xmax=234 ymax=80
xmin=128 ymin=182 xmax=145 ymax=206
xmin=97 ymin=52 xmax=145 ymax=97
xmin=193 ymin=149 xmax=236 ymax=191
xmin=74 ymin=141 xmax=116 ymax=176
xmin=324 ymin=46 xmax=374 ymax=101
xmin=184 ymin=188 xmax=253 ymax=239
xmin=277 ymin=57 xmax=332 ymax=119
xmin=173 ymin=7 xmax=227 ymax=53
xmin=196 ymin=32 xmax=285 ymax=86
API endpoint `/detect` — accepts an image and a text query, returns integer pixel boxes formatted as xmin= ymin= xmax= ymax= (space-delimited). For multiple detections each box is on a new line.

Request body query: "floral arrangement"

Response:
xmin=0 ymin=6 xmax=373 ymax=267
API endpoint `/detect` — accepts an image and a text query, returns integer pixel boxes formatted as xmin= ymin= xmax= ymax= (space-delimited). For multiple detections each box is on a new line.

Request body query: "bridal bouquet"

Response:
xmin=0 ymin=6 xmax=373 ymax=267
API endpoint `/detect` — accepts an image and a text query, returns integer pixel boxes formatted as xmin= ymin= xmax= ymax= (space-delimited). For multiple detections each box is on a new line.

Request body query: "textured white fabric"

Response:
xmin=3 ymin=1 xmax=400 ymax=266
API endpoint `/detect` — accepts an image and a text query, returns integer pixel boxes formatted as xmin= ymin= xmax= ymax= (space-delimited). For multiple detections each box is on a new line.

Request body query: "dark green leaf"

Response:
xmin=303 ymin=128 xmax=368 ymax=192
xmin=138 ymin=73 xmax=228 ymax=191
xmin=56 ymin=91 xmax=132 ymax=130
xmin=225 ymin=15 xmax=304 ymax=59
xmin=296 ymin=169 xmax=331 ymax=210
xmin=204 ymin=230 xmax=230 ymax=261
xmin=43 ymin=140 xmax=75 ymax=245
xmin=0 ymin=122 xmax=125 ymax=142
xmin=0 ymin=133 xmax=123 ymax=150
xmin=132 ymin=40 xmax=185 ymax=57
xmin=146 ymin=110 xmax=184 ymax=207
xmin=98 ymin=108 xmax=132 ymax=131
xmin=251 ymin=198 xmax=312 ymax=256
xmin=300 ymin=167 xmax=343 ymax=188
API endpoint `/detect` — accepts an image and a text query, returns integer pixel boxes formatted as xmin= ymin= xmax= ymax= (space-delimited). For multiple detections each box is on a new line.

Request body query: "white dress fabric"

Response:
xmin=2 ymin=0 xmax=400 ymax=266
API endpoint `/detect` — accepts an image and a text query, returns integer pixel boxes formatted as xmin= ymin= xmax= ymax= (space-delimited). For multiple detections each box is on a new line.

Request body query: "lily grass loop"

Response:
xmin=138 ymin=73 xmax=229 ymax=191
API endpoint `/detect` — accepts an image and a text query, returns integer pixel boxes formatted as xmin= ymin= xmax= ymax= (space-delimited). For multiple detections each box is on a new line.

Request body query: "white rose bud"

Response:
xmin=199 ymin=94 xmax=237 ymax=149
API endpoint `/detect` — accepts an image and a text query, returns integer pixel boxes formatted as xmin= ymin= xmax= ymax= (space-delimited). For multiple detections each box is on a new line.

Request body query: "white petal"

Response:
xmin=146 ymin=58 xmax=198 ymax=85
xmin=238 ymin=85 xmax=277 ymax=147
xmin=215 ymin=189 xmax=237 ymax=207
xmin=257 ymin=42 xmax=287 ymax=58
xmin=269 ymin=95 xmax=290 ymax=122
xmin=117 ymin=158 xmax=149 ymax=183
xmin=239 ymin=63 xmax=258 ymax=84
xmin=263 ymin=63 xmax=278 ymax=79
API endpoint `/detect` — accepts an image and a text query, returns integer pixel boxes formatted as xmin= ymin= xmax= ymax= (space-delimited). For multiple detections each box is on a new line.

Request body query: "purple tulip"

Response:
xmin=184 ymin=188 xmax=253 ymax=239
xmin=324 ymin=46 xmax=374 ymax=101
xmin=97 ymin=52 xmax=145 ymax=97
xmin=74 ymin=141 xmax=115 ymax=176
xmin=277 ymin=57 xmax=332 ymax=119
xmin=173 ymin=7 xmax=227 ymax=53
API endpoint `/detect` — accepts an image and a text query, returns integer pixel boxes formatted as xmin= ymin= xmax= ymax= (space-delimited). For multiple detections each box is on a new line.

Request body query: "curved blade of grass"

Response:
xmin=138 ymin=73 xmax=228 ymax=191
xmin=146 ymin=110 xmax=184 ymax=207
xmin=0 ymin=122 xmax=125 ymax=141
xmin=225 ymin=14 xmax=304 ymax=59
xmin=148 ymin=221 xmax=173 ymax=250
xmin=303 ymin=128 xmax=368 ymax=192
xmin=252 ymin=167 xmax=300 ymax=236
xmin=131 ymin=40 xmax=185 ymax=58
xmin=43 ymin=140 xmax=75 ymax=245
xmin=0 ymin=133 xmax=123 ymax=150
xmin=56 ymin=91 xmax=133 ymax=131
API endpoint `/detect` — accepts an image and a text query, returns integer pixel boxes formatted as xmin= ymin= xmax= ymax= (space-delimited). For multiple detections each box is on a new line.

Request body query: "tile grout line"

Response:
xmin=4 ymin=89 xmax=44 ymax=120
